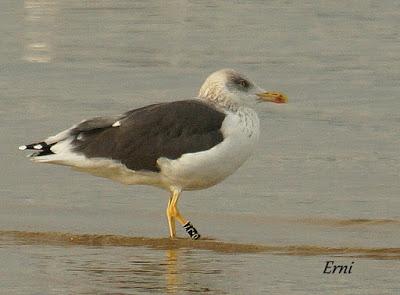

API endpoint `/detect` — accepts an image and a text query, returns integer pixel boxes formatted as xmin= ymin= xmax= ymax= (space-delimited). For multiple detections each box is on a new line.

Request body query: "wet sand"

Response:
xmin=2 ymin=230 xmax=400 ymax=260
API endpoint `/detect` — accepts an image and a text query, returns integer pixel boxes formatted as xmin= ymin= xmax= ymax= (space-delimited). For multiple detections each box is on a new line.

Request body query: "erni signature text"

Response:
xmin=323 ymin=261 xmax=354 ymax=274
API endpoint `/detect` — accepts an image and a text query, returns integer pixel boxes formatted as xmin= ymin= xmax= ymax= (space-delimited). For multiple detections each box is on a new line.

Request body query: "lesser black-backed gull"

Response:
xmin=19 ymin=69 xmax=287 ymax=240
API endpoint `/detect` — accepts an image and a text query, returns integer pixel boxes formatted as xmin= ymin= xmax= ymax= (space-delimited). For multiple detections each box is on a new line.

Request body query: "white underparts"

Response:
xmin=157 ymin=107 xmax=260 ymax=190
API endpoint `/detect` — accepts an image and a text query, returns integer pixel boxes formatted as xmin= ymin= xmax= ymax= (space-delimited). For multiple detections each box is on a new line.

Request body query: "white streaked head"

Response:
xmin=198 ymin=69 xmax=287 ymax=109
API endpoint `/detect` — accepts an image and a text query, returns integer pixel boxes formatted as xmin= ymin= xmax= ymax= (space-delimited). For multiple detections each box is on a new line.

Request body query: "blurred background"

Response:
xmin=1 ymin=1 xmax=399 ymax=294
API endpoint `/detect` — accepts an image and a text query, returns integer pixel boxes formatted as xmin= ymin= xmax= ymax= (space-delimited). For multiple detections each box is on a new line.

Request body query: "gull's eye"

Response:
xmin=238 ymin=79 xmax=249 ymax=88
xmin=231 ymin=74 xmax=251 ymax=89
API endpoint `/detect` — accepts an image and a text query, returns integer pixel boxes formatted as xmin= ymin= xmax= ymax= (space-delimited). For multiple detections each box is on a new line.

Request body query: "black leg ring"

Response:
xmin=183 ymin=221 xmax=201 ymax=240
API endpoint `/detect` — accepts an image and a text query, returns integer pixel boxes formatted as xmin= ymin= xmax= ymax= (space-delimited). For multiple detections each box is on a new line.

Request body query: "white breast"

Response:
xmin=158 ymin=107 xmax=260 ymax=190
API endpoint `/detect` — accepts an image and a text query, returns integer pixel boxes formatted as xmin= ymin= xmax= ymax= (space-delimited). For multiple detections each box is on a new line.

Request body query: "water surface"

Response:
xmin=1 ymin=0 xmax=399 ymax=294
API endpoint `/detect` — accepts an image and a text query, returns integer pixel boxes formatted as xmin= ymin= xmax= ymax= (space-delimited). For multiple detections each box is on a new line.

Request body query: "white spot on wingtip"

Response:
xmin=112 ymin=121 xmax=121 ymax=127
xmin=19 ymin=145 xmax=27 ymax=150
xmin=33 ymin=144 xmax=43 ymax=149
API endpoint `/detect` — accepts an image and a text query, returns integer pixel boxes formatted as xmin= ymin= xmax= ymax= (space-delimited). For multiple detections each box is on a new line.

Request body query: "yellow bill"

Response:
xmin=256 ymin=92 xmax=288 ymax=104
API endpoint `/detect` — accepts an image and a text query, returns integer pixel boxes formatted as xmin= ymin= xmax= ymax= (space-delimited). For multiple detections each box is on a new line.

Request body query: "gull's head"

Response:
xmin=198 ymin=69 xmax=287 ymax=108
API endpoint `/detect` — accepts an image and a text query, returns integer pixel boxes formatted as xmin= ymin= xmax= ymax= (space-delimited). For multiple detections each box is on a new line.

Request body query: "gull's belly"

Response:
xmin=158 ymin=108 xmax=260 ymax=190
xmin=159 ymin=137 xmax=255 ymax=190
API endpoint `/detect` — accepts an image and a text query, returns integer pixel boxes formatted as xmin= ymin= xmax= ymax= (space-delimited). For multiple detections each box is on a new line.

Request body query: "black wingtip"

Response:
xmin=19 ymin=141 xmax=55 ymax=156
xmin=20 ymin=141 xmax=47 ymax=150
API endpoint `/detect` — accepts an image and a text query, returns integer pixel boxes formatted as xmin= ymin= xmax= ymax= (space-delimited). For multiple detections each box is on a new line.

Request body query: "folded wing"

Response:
xmin=20 ymin=100 xmax=226 ymax=172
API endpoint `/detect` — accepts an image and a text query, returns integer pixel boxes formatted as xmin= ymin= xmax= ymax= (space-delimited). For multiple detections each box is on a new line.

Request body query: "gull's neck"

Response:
xmin=199 ymin=96 xmax=240 ymax=113
xmin=198 ymin=88 xmax=242 ymax=113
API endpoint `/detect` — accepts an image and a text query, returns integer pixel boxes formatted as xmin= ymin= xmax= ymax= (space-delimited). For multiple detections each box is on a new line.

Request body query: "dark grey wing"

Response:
xmin=73 ymin=100 xmax=226 ymax=172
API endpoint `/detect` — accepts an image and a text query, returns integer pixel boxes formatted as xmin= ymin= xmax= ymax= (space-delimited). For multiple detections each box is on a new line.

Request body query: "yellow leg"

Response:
xmin=166 ymin=194 xmax=176 ymax=238
xmin=166 ymin=187 xmax=200 ymax=240
xmin=167 ymin=188 xmax=188 ymax=238
xmin=170 ymin=189 xmax=188 ymax=226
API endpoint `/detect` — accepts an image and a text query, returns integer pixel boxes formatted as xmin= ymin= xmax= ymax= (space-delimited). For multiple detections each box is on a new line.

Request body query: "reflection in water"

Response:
xmin=23 ymin=0 xmax=56 ymax=63
xmin=166 ymin=249 xmax=180 ymax=294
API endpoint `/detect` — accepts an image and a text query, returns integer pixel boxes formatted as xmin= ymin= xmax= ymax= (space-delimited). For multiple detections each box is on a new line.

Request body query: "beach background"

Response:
xmin=1 ymin=0 xmax=399 ymax=294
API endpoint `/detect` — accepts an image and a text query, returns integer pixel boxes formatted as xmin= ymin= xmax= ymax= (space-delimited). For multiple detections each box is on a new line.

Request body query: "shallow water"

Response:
xmin=1 ymin=0 xmax=400 ymax=294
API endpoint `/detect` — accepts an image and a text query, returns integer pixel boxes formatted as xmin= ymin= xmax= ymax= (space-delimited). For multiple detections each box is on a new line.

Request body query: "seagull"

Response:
xmin=19 ymin=69 xmax=287 ymax=240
